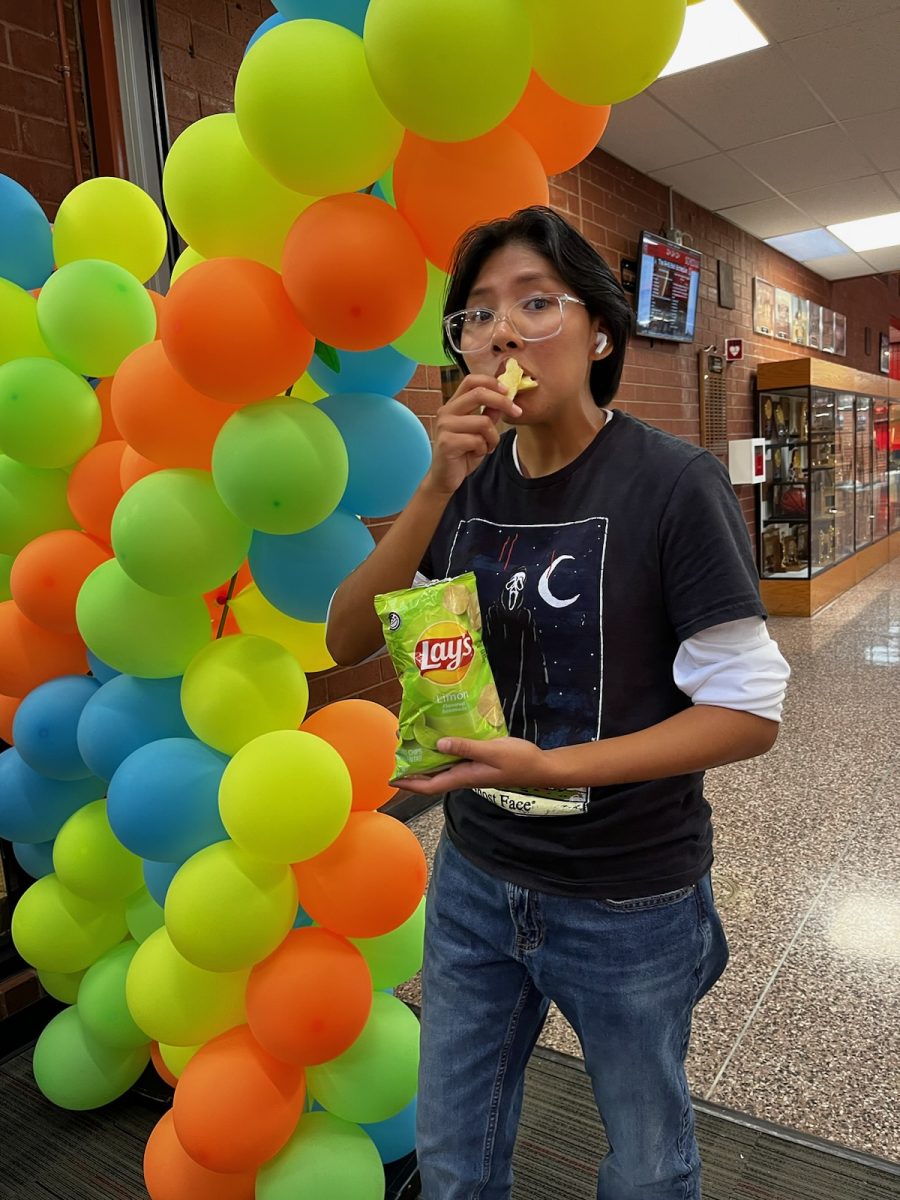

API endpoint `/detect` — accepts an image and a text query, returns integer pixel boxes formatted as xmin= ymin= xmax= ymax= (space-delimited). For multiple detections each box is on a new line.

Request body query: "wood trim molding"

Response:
xmin=80 ymin=0 xmax=129 ymax=179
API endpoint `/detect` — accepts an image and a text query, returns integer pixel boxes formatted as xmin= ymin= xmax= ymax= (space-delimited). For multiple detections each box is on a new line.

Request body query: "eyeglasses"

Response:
xmin=443 ymin=293 xmax=586 ymax=355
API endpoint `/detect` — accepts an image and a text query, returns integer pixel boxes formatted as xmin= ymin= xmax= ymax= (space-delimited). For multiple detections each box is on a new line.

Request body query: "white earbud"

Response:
xmin=594 ymin=332 xmax=608 ymax=355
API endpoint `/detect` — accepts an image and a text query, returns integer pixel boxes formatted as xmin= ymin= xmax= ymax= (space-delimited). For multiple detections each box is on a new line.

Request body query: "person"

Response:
xmin=327 ymin=206 xmax=790 ymax=1200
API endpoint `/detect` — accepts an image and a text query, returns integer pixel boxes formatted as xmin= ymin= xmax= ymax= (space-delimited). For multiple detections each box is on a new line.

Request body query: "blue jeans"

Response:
xmin=417 ymin=832 xmax=729 ymax=1200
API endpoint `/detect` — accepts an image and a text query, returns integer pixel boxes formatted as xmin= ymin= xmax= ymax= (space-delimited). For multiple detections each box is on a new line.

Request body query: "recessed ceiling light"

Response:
xmin=765 ymin=228 xmax=851 ymax=262
xmin=659 ymin=0 xmax=768 ymax=78
xmin=827 ymin=211 xmax=900 ymax=252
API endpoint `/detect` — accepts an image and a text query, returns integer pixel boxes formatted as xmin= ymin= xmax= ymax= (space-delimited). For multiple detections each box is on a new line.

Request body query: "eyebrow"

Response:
xmin=468 ymin=271 xmax=560 ymax=300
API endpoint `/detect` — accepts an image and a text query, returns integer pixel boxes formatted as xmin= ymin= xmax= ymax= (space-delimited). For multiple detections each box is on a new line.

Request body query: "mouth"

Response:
xmin=497 ymin=357 xmax=538 ymax=386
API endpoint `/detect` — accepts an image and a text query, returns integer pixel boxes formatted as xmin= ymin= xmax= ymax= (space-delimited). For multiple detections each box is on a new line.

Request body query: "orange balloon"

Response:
xmin=160 ymin=258 xmax=315 ymax=405
xmin=93 ymin=378 xmax=122 ymax=444
xmin=0 ymin=693 xmax=21 ymax=744
xmin=150 ymin=1042 xmax=178 ymax=1089
xmin=203 ymin=560 xmax=253 ymax=638
xmin=281 ymin=193 xmax=427 ymax=352
xmin=147 ymin=289 xmax=166 ymax=336
xmin=0 ymin=600 xmax=87 ymax=698
xmin=120 ymin=446 xmax=163 ymax=490
xmin=10 ymin=529 xmax=111 ymax=633
xmin=173 ymin=1025 xmax=306 ymax=1174
xmin=246 ymin=928 xmax=372 ymax=1067
xmin=301 ymin=700 xmax=398 ymax=812
xmin=144 ymin=1110 xmax=256 ymax=1200
xmin=67 ymin=439 xmax=126 ymax=544
xmin=112 ymin=341 xmax=239 ymax=470
xmin=504 ymin=72 xmax=611 ymax=176
xmin=292 ymin=812 xmax=426 ymax=939
xmin=394 ymin=128 xmax=550 ymax=271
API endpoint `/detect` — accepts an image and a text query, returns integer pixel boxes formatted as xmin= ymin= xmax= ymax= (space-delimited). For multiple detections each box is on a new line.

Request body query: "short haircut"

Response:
xmin=443 ymin=206 xmax=634 ymax=408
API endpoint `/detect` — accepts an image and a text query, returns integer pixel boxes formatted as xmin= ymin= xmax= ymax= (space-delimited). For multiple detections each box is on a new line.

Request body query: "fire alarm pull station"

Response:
xmin=728 ymin=438 xmax=766 ymax=485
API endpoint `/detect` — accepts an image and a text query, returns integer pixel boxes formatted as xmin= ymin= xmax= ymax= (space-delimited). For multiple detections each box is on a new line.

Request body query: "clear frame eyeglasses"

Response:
xmin=443 ymin=293 xmax=586 ymax=355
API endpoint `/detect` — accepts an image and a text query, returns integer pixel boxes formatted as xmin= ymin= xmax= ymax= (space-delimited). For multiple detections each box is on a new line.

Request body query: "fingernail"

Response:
xmin=437 ymin=739 xmax=451 ymax=752
xmin=512 ymin=404 xmax=523 ymax=416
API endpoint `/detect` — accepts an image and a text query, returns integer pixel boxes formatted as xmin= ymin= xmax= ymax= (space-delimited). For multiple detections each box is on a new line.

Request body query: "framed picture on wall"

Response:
xmin=774 ymin=288 xmax=792 ymax=341
xmin=880 ymin=332 xmax=890 ymax=374
xmin=821 ymin=308 xmax=835 ymax=353
xmin=808 ymin=301 xmax=822 ymax=349
xmin=791 ymin=295 xmax=809 ymax=346
xmin=753 ymin=278 xmax=775 ymax=336
xmin=833 ymin=313 xmax=847 ymax=356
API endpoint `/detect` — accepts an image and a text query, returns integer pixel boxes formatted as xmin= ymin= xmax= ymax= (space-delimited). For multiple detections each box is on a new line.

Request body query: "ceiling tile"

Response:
xmin=841 ymin=111 xmax=900 ymax=173
xmin=717 ymin=196 xmax=814 ymax=238
xmin=886 ymin=170 xmax=900 ymax=197
xmin=730 ymin=125 xmax=874 ymax=194
xmin=860 ymin=245 xmax=900 ymax=271
xmin=786 ymin=175 xmax=900 ymax=225
xmin=599 ymin=93 xmax=717 ymax=174
xmin=802 ymin=252 xmax=874 ymax=280
xmin=650 ymin=155 xmax=774 ymax=211
xmin=738 ymin=0 xmax=900 ymax=42
xmin=779 ymin=10 xmax=900 ymax=120
xmin=649 ymin=47 xmax=830 ymax=150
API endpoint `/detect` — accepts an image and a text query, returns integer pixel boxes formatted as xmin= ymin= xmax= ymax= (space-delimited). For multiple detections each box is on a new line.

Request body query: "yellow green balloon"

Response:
xmin=256 ymin=1111 xmax=385 ymax=1200
xmin=235 ymin=20 xmax=403 ymax=195
xmin=219 ymin=729 xmax=352 ymax=863
xmin=364 ymin=0 xmax=531 ymax=142
xmin=349 ymin=898 xmax=425 ymax=990
xmin=77 ymin=941 xmax=149 ymax=1049
xmin=292 ymin=372 xmax=328 ymax=403
xmin=525 ymin=0 xmax=687 ymax=105
xmin=164 ymin=840 xmax=297 ymax=972
xmin=163 ymin=113 xmax=315 ymax=270
xmin=181 ymin=633 xmax=309 ymax=756
xmin=159 ymin=1040 xmax=200 ymax=1080
xmin=125 ymin=885 xmax=164 ymax=943
xmin=12 ymin=874 xmax=127 ymax=974
xmin=0 ymin=357 xmax=101 ymax=469
xmin=0 ymin=456 xmax=77 ymax=555
xmin=0 ymin=278 xmax=52 ymax=367
xmin=170 ymin=245 xmax=205 ymax=284
xmin=126 ymin=926 xmax=249 ymax=1046
xmin=392 ymin=262 xmax=453 ymax=366
xmin=230 ymin=584 xmax=336 ymax=673
xmin=76 ymin=559 xmax=211 ymax=678
xmin=53 ymin=799 xmax=144 ymax=902
xmin=38 ymin=967 xmax=86 ymax=1004
xmin=33 ymin=1005 xmax=150 ymax=1111
xmin=53 ymin=176 xmax=168 ymax=284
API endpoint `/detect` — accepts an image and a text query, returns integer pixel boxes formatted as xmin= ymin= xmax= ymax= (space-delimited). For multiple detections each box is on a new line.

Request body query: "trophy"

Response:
xmin=781 ymin=532 xmax=800 ymax=569
xmin=774 ymin=402 xmax=788 ymax=438
xmin=763 ymin=398 xmax=774 ymax=439
xmin=762 ymin=527 xmax=783 ymax=575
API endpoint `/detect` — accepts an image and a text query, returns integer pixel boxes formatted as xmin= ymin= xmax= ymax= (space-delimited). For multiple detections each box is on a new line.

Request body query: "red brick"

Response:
xmin=159 ymin=0 xmax=228 ymax=31
xmin=0 ymin=105 xmax=18 ymax=150
xmin=156 ymin=3 xmax=191 ymax=47
xmin=164 ymin=79 xmax=201 ymax=123
xmin=192 ymin=20 xmax=243 ymax=68
xmin=326 ymin=659 xmax=382 ymax=702
xmin=7 ymin=26 xmax=60 ymax=77
xmin=0 ymin=63 xmax=64 ymax=120
xmin=228 ymin=4 xmax=268 ymax=44
xmin=0 ymin=0 xmax=57 ymax=36
xmin=161 ymin=43 xmax=234 ymax=101
xmin=198 ymin=91 xmax=234 ymax=118
xmin=19 ymin=114 xmax=69 ymax=161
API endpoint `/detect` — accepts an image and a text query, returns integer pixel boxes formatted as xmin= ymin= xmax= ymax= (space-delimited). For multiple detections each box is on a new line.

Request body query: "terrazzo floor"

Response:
xmin=398 ymin=556 xmax=900 ymax=1164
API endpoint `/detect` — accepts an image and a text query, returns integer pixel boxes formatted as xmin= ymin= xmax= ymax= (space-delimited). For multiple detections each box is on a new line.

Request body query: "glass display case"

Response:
xmin=887 ymin=399 xmax=900 ymax=535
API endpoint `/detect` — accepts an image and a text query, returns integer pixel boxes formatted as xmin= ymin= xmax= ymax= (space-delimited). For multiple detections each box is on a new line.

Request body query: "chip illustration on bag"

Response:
xmin=375 ymin=573 xmax=509 ymax=781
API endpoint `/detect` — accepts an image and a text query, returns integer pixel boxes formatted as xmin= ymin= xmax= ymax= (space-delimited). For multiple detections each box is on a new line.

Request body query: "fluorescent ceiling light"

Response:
xmin=765 ymin=228 xmax=851 ymax=262
xmin=659 ymin=0 xmax=768 ymax=78
xmin=827 ymin=211 xmax=900 ymax=252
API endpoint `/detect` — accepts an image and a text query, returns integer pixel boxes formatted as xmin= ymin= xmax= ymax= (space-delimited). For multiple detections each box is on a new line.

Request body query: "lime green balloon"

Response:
xmin=307 ymin=992 xmax=419 ymax=1124
xmin=53 ymin=799 xmax=144 ymax=902
xmin=257 ymin=1112 xmax=384 ymax=1200
xmin=38 ymin=967 xmax=86 ymax=1004
xmin=364 ymin=0 xmax=531 ymax=141
xmin=212 ymin=399 xmax=348 ymax=535
xmin=392 ymin=262 xmax=453 ymax=366
xmin=170 ymin=245 xmax=205 ymax=285
xmin=0 ymin=552 xmax=12 ymax=601
xmin=53 ymin=176 xmax=167 ymax=284
xmin=219 ymin=729 xmax=352 ymax=863
xmin=126 ymin=927 xmax=248 ymax=1046
xmin=0 ymin=456 xmax=77 ymax=555
xmin=33 ymin=1005 xmax=150 ymax=1110
xmin=350 ymin=898 xmax=425 ymax=990
xmin=37 ymin=259 xmax=157 ymax=378
xmin=0 ymin=278 xmax=52 ymax=367
xmin=78 ymin=941 xmax=149 ymax=1049
xmin=111 ymin=469 xmax=251 ymax=597
xmin=76 ymin=559 xmax=211 ymax=678
xmin=235 ymin=20 xmax=403 ymax=196
xmin=163 ymin=113 xmax=315 ymax=270
xmin=181 ymin=634 xmax=310 ymax=756
xmin=12 ymin=874 xmax=127 ymax=974
xmin=526 ymin=0 xmax=687 ymax=105
xmin=291 ymin=372 xmax=327 ymax=403
xmin=125 ymin=886 xmax=164 ymax=944
xmin=0 ymin=357 xmax=101 ymax=469
xmin=159 ymin=1040 xmax=200 ymax=1079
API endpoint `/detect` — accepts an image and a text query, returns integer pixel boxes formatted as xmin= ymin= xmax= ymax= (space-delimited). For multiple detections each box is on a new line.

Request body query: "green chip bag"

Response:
xmin=375 ymin=573 xmax=508 ymax=782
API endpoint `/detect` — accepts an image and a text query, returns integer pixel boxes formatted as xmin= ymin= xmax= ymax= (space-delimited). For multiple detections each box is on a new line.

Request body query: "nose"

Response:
xmin=492 ymin=313 xmax=522 ymax=351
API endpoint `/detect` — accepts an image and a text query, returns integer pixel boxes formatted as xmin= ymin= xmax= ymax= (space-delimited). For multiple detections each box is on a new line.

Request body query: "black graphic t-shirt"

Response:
xmin=420 ymin=411 xmax=766 ymax=899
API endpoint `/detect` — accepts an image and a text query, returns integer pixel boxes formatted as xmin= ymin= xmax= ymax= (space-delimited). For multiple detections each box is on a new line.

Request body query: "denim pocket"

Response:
xmin=596 ymin=884 xmax=696 ymax=912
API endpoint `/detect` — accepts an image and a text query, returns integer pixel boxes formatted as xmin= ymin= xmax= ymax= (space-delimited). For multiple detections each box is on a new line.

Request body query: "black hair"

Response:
xmin=442 ymin=206 xmax=633 ymax=408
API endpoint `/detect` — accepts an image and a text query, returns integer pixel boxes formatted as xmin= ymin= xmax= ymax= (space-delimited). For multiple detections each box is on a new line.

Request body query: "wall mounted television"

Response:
xmin=634 ymin=231 xmax=702 ymax=343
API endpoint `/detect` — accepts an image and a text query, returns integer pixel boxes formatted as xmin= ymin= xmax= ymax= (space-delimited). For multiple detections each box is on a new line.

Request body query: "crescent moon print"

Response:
xmin=538 ymin=555 xmax=581 ymax=608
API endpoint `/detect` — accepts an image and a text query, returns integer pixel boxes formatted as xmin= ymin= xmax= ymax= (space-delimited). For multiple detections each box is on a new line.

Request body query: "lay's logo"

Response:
xmin=414 ymin=621 xmax=474 ymax=685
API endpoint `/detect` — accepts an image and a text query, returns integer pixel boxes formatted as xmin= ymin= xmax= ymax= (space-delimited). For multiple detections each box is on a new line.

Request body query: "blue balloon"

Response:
xmin=308 ymin=345 xmax=416 ymax=398
xmin=244 ymin=12 xmax=287 ymax=55
xmin=249 ymin=510 xmax=375 ymax=623
xmin=76 ymin=674 xmax=191 ymax=782
xmin=13 ymin=839 xmax=55 ymax=880
xmin=0 ymin=175 xmax=54 ymax=290
xmin=361 ymin=1096 xmax=418 ymax=1163
xmin=86 ymin=650 xmax=120 ymax=684
xmin=293 ymin=903 xmax=315 ymax=929
xmin=108 ymin=738 xmax=228 ymax=863
xmin=0 ymin=748 xmax=105 ymax=844
xmin=13 ymin=675 xmax=100 ymax=781
xmin=273 ymin=0 xmax=368 ymax=35
xmin=142 ymin=859 xmax=180 ymax=908
xmin=318 ymin=393 xmax=432 ymax=518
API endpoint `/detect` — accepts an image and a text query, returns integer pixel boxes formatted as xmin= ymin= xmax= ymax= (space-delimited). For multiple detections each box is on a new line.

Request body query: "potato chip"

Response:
xmin=498 ymin=357 xmax=538 ymax=398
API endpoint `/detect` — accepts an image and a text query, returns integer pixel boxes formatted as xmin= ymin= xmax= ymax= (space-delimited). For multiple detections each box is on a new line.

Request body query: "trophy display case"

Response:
xmin=890 ymin=398 xmax=900 ymax=537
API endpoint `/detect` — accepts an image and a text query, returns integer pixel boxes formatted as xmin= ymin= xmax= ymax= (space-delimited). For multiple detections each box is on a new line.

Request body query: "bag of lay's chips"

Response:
xmin=375 ymin=573 xmax=507 ymax=782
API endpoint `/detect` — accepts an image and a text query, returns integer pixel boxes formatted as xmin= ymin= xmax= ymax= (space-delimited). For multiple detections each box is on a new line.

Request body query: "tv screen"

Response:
xmin=634 ymin=232 xmax=702 ymax=343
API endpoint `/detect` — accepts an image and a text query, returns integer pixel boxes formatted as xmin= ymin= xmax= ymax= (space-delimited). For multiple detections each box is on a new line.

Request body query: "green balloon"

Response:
xmin=33 ymin=1005 xmax=149 ymax=1111
xmin=12 ymin=874 xmax=127 ymax=974
xmin=111 ymin=468 xmax=252 ymax=597
xmin=37 ymin=258 xmax=157 ymax=377
xmin=125 ymin=886 xmax=164 ymax=944
xmin=0 ymin=456 xmax=77 ymax=556
xmin=38 ymin=967 xmax=86 ymax=1004
xmin=0 ymin=552 xmax=12 ymax=601
xmin=212 ymin=399 xmax=348 ymax=535
xmin=257 ymin=1111 xmax=384 ymax=1200
xmin=349 ymin=898 xmax=425 ymax=990
xmin=392 ymin=262 xmax=453 ymax=367
xmin=76 ymin=559 xmax=211 ymax=678
xmin=307 ymin=992 xmax=419 ymax=1124
xmin=78 ymin=941 xmax=149 ymax=1049
xmin=0 ymin=357 xmax=101 ymax=469
xmin=53 ymin=799 xmax=144 ymax=902
xmin=0 ymin=278 xmax=52 ymax=367
xmin=235 ymin=20 xmax=403 ymax=196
